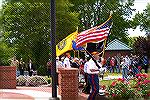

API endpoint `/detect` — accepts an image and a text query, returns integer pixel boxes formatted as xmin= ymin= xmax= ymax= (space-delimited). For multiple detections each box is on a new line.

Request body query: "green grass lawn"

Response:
xmin=100 ymin=79 xmax=116 ymax=86
xmin=100 ymin=70 xmax=150 ymax=86
xmin=43 ymin=69 xmax=150 ymax=86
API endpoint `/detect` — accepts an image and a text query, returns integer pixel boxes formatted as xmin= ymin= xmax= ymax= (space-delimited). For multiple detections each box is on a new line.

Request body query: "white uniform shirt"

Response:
xmin=56 ymin=61 xmax=63 ymax=68
xmin=87 ymin=59 xmax=101 ymax=74
xmin=63 ymin=57 xmax=71 ymax=68
xmin=84 ymin=61 xmax=89 ymax=73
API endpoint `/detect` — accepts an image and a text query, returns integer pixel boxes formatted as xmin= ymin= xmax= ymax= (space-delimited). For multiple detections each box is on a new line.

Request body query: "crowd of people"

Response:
xmin=10 ymin=52 xmax=149 ymax=100
xmin=10 ymin=56 xmax=35 ymax=76
xmin=46 ymin=52 xmax=149 ymax=100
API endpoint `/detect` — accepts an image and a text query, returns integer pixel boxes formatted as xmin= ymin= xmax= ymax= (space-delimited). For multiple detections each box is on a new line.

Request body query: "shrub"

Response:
xmin=28 ymin=76 xmax=48 ymax=86
xmin=16 ymin=75 xmax=48 ymax=86
xmin=106 ymin=74 xmax=150 ymax=100
xmin=16 ymin=76 xmax=27 ymax=86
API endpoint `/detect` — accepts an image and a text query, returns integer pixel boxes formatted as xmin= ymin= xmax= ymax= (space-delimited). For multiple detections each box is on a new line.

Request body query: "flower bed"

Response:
xmin=17 ymin=76 xmax=48 ymax=87
xmin=105 ymin=73 xmax=150 ymax=100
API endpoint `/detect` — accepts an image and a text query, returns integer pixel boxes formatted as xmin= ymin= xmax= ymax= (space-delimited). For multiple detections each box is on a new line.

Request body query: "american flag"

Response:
xmin=76 ymin=16 xmax=112 ymax=47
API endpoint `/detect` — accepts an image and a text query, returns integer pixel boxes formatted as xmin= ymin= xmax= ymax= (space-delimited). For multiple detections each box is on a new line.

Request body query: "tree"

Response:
xmin=69 ymin=0 xmax=136 ymax=44
xmin=132 ymin=3 xmax=150 ymax=35
xmin=133 ymin=35 xmax=150 ymax=58
xmin=0 ymin=39 xmax=14 ymax=65
xmin=131 ymin=3 xmax=150 ymax=57
xmin=2 ymin=0 xmax=79 ymax=66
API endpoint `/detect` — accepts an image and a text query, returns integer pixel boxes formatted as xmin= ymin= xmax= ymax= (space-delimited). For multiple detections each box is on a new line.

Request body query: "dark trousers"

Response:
xmin=88 ymin=74 xmax=99 ymax=100
xmin=83 ymin=73 xmax=91 ymax=94
xmin=144 ymin=65 xmax=149 ymax=73
xmin=47 ymin=69 xmax=51 ymax=77
xmin=20 ymin=69 xmax=24 ymax=75
xmin=29 ymin=71 xmax=33 ymax=76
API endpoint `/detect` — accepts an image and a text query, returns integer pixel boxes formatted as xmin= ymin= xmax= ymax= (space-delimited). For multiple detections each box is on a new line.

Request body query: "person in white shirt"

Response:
xmin=56 ymin=57 xmax=63 ymax=71
xmin=121 ymin=57 xmax=129 ymax=82
xmin=87 ymin=51 xmax=102 ymax=100
xmin=99 ymin=57 xmax=107 ymax=80
xmin=63 ymin=53 xmax=71 ymax=68
xmin=82 ymin=56 xmax=91 ymax=94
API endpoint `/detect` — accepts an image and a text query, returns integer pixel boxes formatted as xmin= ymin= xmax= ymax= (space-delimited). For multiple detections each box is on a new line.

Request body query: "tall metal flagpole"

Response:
xmin=50 ymin=0 xmax=59 ymax=100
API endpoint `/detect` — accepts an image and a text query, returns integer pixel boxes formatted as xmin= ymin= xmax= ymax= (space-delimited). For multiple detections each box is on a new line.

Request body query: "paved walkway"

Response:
xmin=103 ymin=75 xmax=122 ymax=80
xmin=0 ymin=75 xmax=122 ymax=100
xmin=0 ymin=87 xmax=88 ymax=100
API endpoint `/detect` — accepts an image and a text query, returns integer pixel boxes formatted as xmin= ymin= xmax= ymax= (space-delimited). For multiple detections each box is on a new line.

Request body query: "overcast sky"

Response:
xmin=128 ymin=0 xmax=150 ymax=37
xmin=0 ymin=0 xmax=150 ymax=37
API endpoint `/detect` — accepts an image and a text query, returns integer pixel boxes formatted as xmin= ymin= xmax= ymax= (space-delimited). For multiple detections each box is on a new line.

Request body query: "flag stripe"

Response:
xmin=76 ymin=34 xmax=108 ymax=47
xmin=76 ymin=15 xmax=112 ymax=47
xmin=77 ymin=28 xmax=109 ymax=41
xmin=76 ymin=28 xmax=110 ymax=47
xmin=76 ymin=31 xmax=109 ymax=43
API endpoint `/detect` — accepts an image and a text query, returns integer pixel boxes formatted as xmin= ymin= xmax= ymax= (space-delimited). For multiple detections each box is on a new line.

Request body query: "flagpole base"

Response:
xmin=49 ymin=97 xmax=60 ymax=100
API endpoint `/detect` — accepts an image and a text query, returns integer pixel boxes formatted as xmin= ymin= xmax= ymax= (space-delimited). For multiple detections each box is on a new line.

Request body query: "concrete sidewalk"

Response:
xmin=0 ymin=87 xmax=87 ymax=100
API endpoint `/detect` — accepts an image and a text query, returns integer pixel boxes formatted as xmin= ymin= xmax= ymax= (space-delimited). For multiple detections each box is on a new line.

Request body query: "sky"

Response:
xmin=0 ymin=0 xmax=150 ymax=37
xmin=128 ymin=0 xmax=150 ymax=37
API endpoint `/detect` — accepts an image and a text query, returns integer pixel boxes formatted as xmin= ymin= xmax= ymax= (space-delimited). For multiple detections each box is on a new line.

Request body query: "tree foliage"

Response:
xmin=131 ymin=3 xmax=150 ymax=57
xmin=0 ymin=39 xmax=14 ymax=65
xmin=69 ymin=0 xmax=136 ymax=43
xmin=132 ymin=3 xmax=150 ymax=34
xmin=133 ymin=35 xmax=150 ymax=58
xmin=2 ymin=0 xmax=79 ymax=66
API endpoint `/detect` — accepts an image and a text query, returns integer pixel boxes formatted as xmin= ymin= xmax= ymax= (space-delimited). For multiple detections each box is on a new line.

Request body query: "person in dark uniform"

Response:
xmin=28 ymin=59 xmax=34 ymax=76
xmin=19 ymin=58 xmax=25 ymax=75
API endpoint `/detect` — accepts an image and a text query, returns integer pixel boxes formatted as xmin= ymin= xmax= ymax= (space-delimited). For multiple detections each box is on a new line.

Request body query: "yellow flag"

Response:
xmin=56 ymin=31 xmax=78 ymax=57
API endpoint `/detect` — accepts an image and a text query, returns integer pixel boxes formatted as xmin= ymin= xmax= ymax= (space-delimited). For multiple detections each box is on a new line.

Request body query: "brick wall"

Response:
xmin=104 ymin=50 xmax=132 ymax=59
xmin=0 ymin=66 xmax=16 ymax=89
xmin=58 ymin=68 xmax=79 ymax=100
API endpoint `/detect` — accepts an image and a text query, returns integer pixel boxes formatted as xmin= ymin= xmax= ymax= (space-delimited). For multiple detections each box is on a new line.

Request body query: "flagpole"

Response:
xmin=74 ymin=50 xmax=76 ymax=58
xmin=102 ymin=11 xmax=113 ymax=58
xmin=78 ymin=51 xmax=80 ymax=58
xmin=102 ymin=39 xmax=107 ymax=58
xmin=82 ymin=48 xmax=101 ymax=69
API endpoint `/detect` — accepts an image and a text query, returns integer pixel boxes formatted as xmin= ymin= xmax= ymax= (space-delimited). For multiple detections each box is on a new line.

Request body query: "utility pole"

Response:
xmin=49 ymin=0 xmax=59 ymax=100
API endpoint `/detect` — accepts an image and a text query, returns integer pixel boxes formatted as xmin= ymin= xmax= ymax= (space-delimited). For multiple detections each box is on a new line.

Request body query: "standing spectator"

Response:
xmin=19 ymin=58 xmax=25 ymax=75
xmin=28 ymin=59 xmax=34 ymax=76
xmin=99 ymin=57 xmax=107 ymax=80
xmin=87 ymin=51 xmax=102 ymax=100
xmin=82 ymin=56 xmax=91 ymax=94
xmin=47 ymin=59 xmax=52 ymax=77
xmin=11 ymin=56 xmax=19 ymax=68
xmin=60 ymin=56 xmax=65 ymax=67
xmin=142 ymin=54 xmax=149 ymax=73
xmin=56 ymin=57 xmax=63 ymax=71
xmin=121 ymin=56 xmax=129 ymax=82
xmin=11 ymin=56 xmax=19 ymax=76
xmin=106 ymin=57 xmax=111 ymax=70
xmin=110 ymin=57 xmax=115 ymax=73
xmin=115 ymin=55 xmax=121 ymax=73
xmin=56 ymin=57 xmax=63 ymax=85
xmin=63 ymin=53 xmax=71 ymax=68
